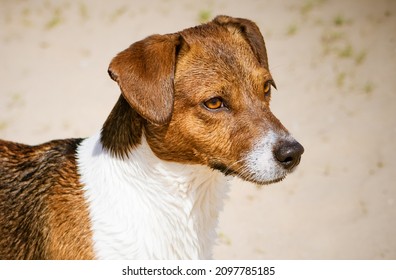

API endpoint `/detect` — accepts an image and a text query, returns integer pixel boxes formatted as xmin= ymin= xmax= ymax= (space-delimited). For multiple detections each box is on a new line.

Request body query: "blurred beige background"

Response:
xmin=1 ymin=0 xmax=395 ymax=259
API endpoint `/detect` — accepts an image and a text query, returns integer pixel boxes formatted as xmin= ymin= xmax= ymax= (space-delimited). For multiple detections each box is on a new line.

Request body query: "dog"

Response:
xmin=0 ymin=15 xmax=304 ymax=259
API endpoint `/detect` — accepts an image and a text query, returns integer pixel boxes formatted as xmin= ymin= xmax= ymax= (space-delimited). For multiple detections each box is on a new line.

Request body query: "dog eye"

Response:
xmin=264 ymin=80 xmax=277 ymax=97
xmin=203 ymin=97 xmax=224 ymax=110
xmin=264 ymin=81 xmax=272 ymax=96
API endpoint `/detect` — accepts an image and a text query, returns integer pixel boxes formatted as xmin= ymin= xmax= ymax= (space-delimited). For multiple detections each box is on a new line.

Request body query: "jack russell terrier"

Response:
xmin=0 ymin=15 xmax=304 ymax=259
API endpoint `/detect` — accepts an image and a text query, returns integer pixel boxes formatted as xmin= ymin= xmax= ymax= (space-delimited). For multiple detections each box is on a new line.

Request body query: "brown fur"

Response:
xmin=103 ymin=16 xmax=289 ymax=183
xmin=0 ymin=15 xmax=302 ymax=259
xmin=0 ymin=139 xmax=94 ymax=259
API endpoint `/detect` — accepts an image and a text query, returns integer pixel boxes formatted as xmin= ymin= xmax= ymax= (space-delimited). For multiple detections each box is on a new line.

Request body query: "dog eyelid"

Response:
xmin=203 ymin=97 xmax=227 ymax=111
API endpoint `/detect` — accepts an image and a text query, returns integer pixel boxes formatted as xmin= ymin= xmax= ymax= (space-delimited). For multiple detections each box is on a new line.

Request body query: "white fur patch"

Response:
xmin=244 ymin=130 xmax=289 ymax=183
xmin=77 ymin=133 xmax=229 ymax=259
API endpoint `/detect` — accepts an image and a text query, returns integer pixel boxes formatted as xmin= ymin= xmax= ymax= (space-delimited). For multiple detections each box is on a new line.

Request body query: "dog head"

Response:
xmin=102 ymin=15 xmax=304 ymax=185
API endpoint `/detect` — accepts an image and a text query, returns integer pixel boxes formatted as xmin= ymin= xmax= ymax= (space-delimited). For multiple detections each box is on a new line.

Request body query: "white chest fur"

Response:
xmin=77 ymin=133 xmax=229 ymax=259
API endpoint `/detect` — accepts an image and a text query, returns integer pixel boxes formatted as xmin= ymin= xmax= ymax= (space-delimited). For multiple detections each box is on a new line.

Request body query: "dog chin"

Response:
xmin=243 ymin=175 xmax=286 ymax=188
xmin=254 ymin=176 xmax=286 ymax=188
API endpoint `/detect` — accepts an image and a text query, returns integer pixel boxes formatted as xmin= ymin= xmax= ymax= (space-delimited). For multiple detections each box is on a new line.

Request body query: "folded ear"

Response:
xmin=213 ymin=15 xmax=269 ymax=69
xmin=108 ymin=34 xmax=181 ymax=125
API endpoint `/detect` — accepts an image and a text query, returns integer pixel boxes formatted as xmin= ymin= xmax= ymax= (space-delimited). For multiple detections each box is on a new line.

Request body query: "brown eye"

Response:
xmin=264 ymin=81 xmax=271 ymax=96
xmin=203 ymin=97 xmax=224 ymax=110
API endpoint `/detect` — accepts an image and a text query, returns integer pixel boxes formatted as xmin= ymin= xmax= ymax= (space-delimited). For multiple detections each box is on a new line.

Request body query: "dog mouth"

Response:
xmin=209 ymin=162 xmax=238 ymax=176
xmin=209 ymin=161 xmax=288 ymax=186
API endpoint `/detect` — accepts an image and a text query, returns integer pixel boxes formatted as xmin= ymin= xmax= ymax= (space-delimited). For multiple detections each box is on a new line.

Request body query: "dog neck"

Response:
xmin=77 ymin=132 xmax=229 ymax=259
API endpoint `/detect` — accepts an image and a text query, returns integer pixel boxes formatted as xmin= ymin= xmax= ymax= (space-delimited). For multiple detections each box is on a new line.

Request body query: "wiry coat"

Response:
xmin=0 ymin=16 xmax=303 ymax=259
xmin=0 ymin=139 xmax=94 ymax=259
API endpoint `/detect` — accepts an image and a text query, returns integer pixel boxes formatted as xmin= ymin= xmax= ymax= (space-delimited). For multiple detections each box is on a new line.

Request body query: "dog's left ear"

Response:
xmin=213 ymin=15 xmax=269 ymax=69
xmin=108 ymin=34 xmax=181 ymax=125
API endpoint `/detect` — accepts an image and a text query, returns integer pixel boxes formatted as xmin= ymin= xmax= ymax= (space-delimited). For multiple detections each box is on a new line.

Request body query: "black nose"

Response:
xmin=274 ymin=140 xmax=304 ymax=170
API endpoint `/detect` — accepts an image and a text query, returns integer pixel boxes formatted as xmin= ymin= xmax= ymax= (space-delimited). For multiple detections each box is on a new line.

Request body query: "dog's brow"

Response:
xmin=263 ymin=72 xmax=273 ymax=81
xmin=253 ymin=67 xmax=270 ymax=79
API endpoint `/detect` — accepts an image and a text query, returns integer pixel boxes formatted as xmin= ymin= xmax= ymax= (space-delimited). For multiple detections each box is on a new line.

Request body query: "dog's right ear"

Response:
xmin=108 ymin=34 xmax=181 ymax=125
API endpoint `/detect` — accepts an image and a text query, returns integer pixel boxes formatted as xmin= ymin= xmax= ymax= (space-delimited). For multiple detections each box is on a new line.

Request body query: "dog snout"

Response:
xmin=273 ymin=140 xmax=304 ymax=170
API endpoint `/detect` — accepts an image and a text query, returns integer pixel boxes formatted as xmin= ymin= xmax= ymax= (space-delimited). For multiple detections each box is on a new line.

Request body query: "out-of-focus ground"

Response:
xmin=1 ymin=0 xmax=395 ymax=259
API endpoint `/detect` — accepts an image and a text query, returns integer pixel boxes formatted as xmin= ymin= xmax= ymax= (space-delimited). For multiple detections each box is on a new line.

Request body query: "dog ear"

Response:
xmin=213 ymin=15 xmax=269 ymax=69
xmin=108 ymin=34 xmax=181 ymax=125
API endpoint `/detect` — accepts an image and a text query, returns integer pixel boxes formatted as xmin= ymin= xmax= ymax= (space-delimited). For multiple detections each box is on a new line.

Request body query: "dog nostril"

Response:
xmin=274 ymin=140 xmax=304 ymax=170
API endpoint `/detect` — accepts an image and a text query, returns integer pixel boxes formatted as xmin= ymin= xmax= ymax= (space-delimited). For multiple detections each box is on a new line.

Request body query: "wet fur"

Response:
xmin=0 ymin=16 xmax=303 ymax=259
xmin=0 ymin=139 xmax=94 ymax=259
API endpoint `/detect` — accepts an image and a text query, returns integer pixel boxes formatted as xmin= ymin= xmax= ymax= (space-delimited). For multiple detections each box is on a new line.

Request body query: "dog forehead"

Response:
xmin=184 ymin=23 xmax=251 ymax=53
xmin=178 ymin=25 xmax=261 ymax=77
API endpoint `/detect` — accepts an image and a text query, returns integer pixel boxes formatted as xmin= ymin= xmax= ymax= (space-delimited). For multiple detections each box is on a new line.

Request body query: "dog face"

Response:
xmin=106 ymin=16 xmax=303 ymax=185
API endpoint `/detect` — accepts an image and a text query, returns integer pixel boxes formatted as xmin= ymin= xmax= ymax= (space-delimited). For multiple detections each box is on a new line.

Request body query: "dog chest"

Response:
xmin=77 ymin=133 xmax=229 ymax=259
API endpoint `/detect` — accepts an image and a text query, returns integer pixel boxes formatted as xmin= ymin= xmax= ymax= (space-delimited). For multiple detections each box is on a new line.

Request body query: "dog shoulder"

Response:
xmin=0 ymin=138 xmax=94 ymax=259
xmin=0 ymin=138 xmax=83 ymax=186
